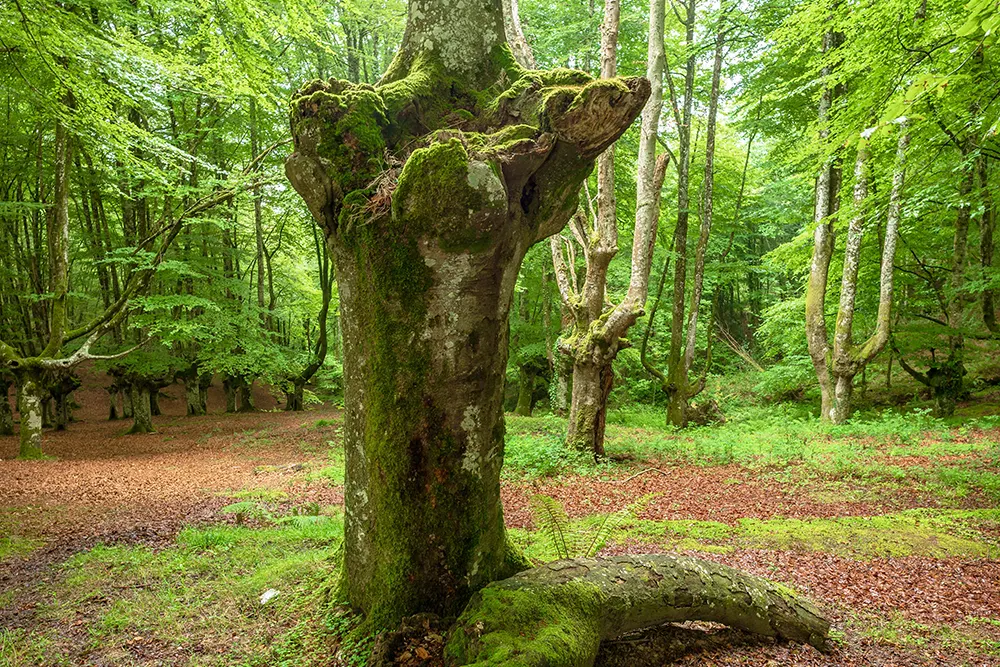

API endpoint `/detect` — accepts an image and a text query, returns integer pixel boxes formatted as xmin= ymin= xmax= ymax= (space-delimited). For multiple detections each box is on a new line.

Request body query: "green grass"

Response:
xmin=511 ymin=508 xmax=1000 ymax=563
xmin=2 ymin=519 xmax=359 ymax=667
xmin=0 ymin=535 xmax=42 ymax=562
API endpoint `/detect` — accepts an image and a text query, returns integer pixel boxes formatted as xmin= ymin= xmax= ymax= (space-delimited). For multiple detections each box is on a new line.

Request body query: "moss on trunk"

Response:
xmin=128 ymin=384 xmax=154 ymax=434
xmin=17 ymin=375 xmax=44 ymax=459
xmin=286 ymin=4 xmax=648 ymax=628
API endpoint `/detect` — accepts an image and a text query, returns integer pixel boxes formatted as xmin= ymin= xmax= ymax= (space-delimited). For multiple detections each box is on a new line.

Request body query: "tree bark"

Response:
xmin=556 ymin=0 xmax=668 ymax=450
xmin=17 ymin=373 xmax=44 ymax=459
xmin=567 ymin=360 xmax=613 ymax=456
xmin=0 ymin=375 xmax=13 ymax=436
xmin=805 ymin=30 xmax=843 ymax=422
xmin=664 ymin=0 xmax=698 ymax=427
xmin=237 ymin=379 xmax=256 ymax=413
xmin=223 ymin=375 xmax=238 ymax=414
xmin=447 ymin=555 xmax=831 ymax=666
xmin=285 ymin=0 xmax=648 ymax=628
xmin=514 ymin=364 xmax=536 ymax=416
xmin=128 ymin=384 xmax=154 ymax=434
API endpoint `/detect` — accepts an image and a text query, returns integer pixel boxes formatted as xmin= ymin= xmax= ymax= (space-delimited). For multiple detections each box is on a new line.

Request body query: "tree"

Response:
xmin=806 ymin=126 xmax=909 ymax=423
xmin=551 ymin=0 xmax=669 ymax=454
xmin=285 ymin=0 xmax=650 ymax=627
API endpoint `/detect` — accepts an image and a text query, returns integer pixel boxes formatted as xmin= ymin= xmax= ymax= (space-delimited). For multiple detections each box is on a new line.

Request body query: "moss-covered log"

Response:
xmin=446 ymin=555 xmax=831 ymax=666
xmin=285 ymin=0 xmax=649 ymax=630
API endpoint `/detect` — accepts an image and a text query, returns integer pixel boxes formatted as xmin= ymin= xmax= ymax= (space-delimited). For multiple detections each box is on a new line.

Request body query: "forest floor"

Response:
xmin=2 ymin=376 xmax=1000 ymax=666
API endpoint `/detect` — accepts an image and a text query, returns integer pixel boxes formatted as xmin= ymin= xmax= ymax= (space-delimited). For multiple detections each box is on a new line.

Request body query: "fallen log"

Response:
xmin=446 ymin=554 xmax=831 ymax=666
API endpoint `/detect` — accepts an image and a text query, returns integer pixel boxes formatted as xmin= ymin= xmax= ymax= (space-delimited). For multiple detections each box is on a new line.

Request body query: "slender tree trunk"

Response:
xmin=678 ymin=14 xmax=726 ymax=414
xmin=285 ymin=0 xmax=647 ymax=627
xmin=805 ymin=29 xmax=844 ymax=422
xmin=980 ymin=157 xmax=996 ymax=333
xmin=237 ymin=379 xmax=256 ymax=413
xmin=128 ymin=384 xmax=154 ymax=434
xmin=664 ymin=0 xmax=698 ymax=427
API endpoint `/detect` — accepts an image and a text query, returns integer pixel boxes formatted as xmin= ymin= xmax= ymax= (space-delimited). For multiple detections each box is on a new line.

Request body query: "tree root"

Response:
xmin=445 ymin=554 xmax=831 ymax=666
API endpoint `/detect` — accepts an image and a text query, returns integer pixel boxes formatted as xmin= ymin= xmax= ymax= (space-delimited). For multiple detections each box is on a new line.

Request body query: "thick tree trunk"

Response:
xmin=107 ymin=386 xmax=120 ymax=421
xmin=286 ymin=0 xmax=648 ymax=627
xmin=237 ymin=380 xmax=256 ymax=413
xmin=185 ymin=379 xmax=204 ymax=416
xmin=553 ymin=356 xmax=572 ymax=417
xmin=285 ymin=381 xmax=305 ymax=412
xmin=447 ymin=555 xmax=831 ymax=666
xmin=831 ymin=374 xmax=854 ymax=424
xmin=128 ymin=385 xmax=154 ymax=434
xmin=198 ymin=374 xmax=211 ymax=414
xmin=0 ymin=377 xmax=14 ymax=436
xmin=17 ymin=375 xmax=44 ymax=459
xmin=223 ymin=376 xmax=238 ymax=414
xmin=122 ymin=385 xmax=134 ymax=418
xmin=566 ymin=360 xmax=612 ymax=456
xmin=514 ymin=365 xmax=536 ymax=416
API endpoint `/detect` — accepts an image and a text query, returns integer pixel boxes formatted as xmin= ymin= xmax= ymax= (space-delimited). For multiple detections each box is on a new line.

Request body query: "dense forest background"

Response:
xmin=0 ymin=0 xmax=998 ymax=451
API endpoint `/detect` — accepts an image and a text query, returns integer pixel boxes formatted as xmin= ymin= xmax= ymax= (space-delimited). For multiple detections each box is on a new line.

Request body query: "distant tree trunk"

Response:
xmin=554 ymin=0 xmax=668 ymax=451
xmin=184 ymin=372 xmax=205 ymax=416
xmin=128 ymin=383 xmax=154 ymax=434
xmin=0 ymin=375 xmax=13 ymax=436
xmin=237 ymin=379 xmax=256 ymax=413
xmin=514 ymin=364 xmax=536 ymax=417
xmin=17 ymin=373 xmax=44 ymax=458
xmin=285 ymin=0 xmax=647 ymax=627
xmin=223 ymin=375 xmax=238 ymax=413
xmin=198 ymin=374 xmax=212 ymax=414
xmin=664 ymin=0 xmax=698 ymax=427
xmin=980 ymin=156 xmax=996 ymax=334
xmin=107 ymin=384 xmax=120 ymax=420
xmin=285 ymin=380 xmax=305 ymax=412
xmin=122 ymin=384 xmax=134 ymax=418
xmin=677 ymin=14 xmax=726 ymax=418
xmin=805 ymin=29 xmax=844 ymax=421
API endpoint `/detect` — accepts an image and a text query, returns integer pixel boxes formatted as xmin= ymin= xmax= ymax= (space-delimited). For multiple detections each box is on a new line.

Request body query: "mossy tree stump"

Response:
xmin=286 ymin=0 xmax=649 ymax=628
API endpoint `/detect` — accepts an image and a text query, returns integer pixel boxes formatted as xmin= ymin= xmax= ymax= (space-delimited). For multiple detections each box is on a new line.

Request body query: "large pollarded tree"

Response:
xmin=286 ymin=0 xmax=831 ymax=660
xmin=286 ymin=0 xmax=650 ymax=626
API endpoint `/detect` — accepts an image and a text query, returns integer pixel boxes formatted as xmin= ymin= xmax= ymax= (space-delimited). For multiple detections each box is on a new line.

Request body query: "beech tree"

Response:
xmin=285 ymin=0 xmax=832 ymax=654
xmin=551 ymin=0 xmax=669 ymax=455
xmin=286 ymin=0 xmax=651 ymax=625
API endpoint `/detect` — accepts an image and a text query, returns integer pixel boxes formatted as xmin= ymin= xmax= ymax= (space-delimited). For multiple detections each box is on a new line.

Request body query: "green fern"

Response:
xmin=528 ymin=495 xmax=574 ymax=559
xmin=530 ymin=493 xmax=659 ymax=560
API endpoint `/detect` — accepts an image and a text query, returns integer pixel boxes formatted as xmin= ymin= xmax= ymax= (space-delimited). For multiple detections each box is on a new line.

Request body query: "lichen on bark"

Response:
xmin=285 ymin=0 xmax=648 ymax=629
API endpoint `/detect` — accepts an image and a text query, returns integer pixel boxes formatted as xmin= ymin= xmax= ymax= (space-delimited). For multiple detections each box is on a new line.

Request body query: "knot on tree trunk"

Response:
xmin=446 ymin=554 xmax=831 ymax=666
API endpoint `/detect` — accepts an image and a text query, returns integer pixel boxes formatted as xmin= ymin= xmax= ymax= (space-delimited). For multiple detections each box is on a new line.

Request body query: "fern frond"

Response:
xmin=582 ymin=492 xmax=661 ymax=558
xmin=529 ymin=494 xmax=572 ymax=560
